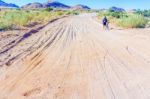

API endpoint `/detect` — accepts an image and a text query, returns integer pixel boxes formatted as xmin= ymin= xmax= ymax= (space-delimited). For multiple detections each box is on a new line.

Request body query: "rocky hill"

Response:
xmin=22 ymin=2 xmax=43 ymax=9
xmin=71 ymin=4 xmax=91 ymax=10
xmin=109 ymin=6 xmax=125 ymax=12
xmin=0 ymin=0 xmax=19 ymax=8
xmin=22 ymin=1 xmax=70 ymax=9
xmin=43 ymin=1 xmax=70 ymax=9
xmin=22 ymin=1 xmax=91 ymax=10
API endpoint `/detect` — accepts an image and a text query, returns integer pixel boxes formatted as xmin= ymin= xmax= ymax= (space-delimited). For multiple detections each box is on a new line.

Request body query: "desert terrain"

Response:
xmin=0 ymin=14 xmax=150 ymax=99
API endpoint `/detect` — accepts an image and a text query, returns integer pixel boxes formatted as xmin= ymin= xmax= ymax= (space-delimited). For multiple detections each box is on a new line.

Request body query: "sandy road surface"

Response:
xmin=0 ymin=14 xmax=150 ymax=99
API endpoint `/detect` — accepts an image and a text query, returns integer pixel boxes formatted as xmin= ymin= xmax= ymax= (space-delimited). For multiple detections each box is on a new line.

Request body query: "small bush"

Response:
xmin=72 ymin=11 xmax=80 ymax=15
xmin=66 ymin=11 xmax=72 ymax=15
xmin=57 ymin=11 xmax=64 ymax=16
xmin=65 ymin=10 xmax=80 ymax=15
xmin=0 ymin=22 xmax=11 ymax=30
xmin=135 ymin=9 xmax=150 ymax=17
xmin=45 ymin=7 xmax=53 ymax=12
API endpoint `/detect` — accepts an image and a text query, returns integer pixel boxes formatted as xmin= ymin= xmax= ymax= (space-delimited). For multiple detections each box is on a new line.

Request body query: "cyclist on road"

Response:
xmin=102 ymin=16 xmax=109 ymax=30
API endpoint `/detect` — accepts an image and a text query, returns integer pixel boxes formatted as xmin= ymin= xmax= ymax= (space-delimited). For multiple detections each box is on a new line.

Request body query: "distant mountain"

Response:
xmin=22 ymin=2 xmax=43 ymax=9
xmin=128 ymin=9 xmax=136 ymax=13
xmin=22 ymin=1 xmax=70 ymax=9
xmin=43 ymin=1 xmax=70 ymax=9
xmin=22 ymin=1 xmax=91 ymax=10
xmin=71 ymin=4 xmax=91 ymax=10
xmin=109 ymin=6 xmax=125 ymax=12
xmin=0 ymin=0 xmax=19 ymax=8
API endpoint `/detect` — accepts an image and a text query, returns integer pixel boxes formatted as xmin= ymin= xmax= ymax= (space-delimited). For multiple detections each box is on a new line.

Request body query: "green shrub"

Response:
xmin=57 ymin=11 xmax=64 ymax=16
xmin=0 ymin=22 xmax=11 ymax=30
xmin=65 ymin=10 xmax=80 ymax=15
xmin=72 ymin=11 xmax=80 ymax=15
xmin=117 ymin=14 xmax=148 ymax=28
xmin=66 ymin=11 xmax=72 ymax=15
xmin=135 ymin=9 xmax=150 ymax=17
xmin=98 ymin=11 xmax=127 ymax=19
xmin=110 ymin=12 xmax=127 ymax=18
xmin=45 ymin=7 xmax=53 ymax=12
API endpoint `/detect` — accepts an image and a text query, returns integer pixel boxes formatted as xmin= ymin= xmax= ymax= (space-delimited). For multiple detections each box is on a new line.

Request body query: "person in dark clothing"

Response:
xmin=102 ymin=16 xmax=109 ymax=30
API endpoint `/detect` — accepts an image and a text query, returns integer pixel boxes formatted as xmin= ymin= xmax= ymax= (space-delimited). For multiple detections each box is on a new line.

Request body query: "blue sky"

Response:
xmin=3 ymin=0 xmax=150 ymax=9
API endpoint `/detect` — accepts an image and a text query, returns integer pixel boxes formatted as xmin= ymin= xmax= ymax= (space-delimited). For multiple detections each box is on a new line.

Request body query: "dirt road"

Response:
xmin=0 ymin=14 xmax=150 ymax=99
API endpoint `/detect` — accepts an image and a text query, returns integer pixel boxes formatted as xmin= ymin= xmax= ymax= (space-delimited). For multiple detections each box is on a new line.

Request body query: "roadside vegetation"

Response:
xmin=0 ymin=9 xmax=59 ymax=30
xmin=98 ymin=7 xmax=149 ymax=28
xmin=0 ymin=8 xmax=81 ymax=30
xmin=65 ymin=10 xmax=80 ymax=15
xmin=134 ymin=9 xmax=150 ymax=17
xmin=117 ymin=14 xmax=148 ymax=28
